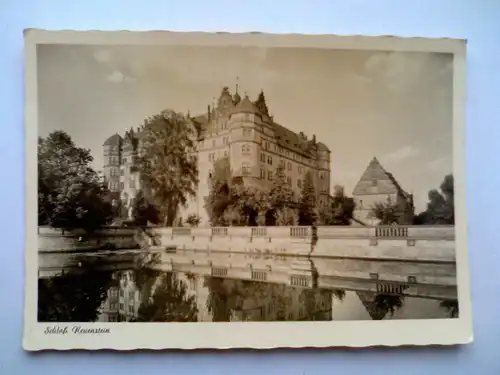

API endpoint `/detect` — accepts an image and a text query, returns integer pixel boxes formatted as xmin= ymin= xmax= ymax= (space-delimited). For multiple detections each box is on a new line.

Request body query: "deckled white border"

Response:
xmin=23 ymin=30 xmax=472 ymax=351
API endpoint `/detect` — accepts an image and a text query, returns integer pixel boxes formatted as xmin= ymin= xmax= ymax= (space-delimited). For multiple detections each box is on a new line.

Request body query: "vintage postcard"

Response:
xmin=23 ymin=30 xmax=472 ymax=351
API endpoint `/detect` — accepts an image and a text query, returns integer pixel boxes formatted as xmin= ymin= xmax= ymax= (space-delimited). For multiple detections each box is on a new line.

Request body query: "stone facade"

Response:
xmin=352 ymin=157 xmax=414 ymax=226
xmin=103 ymin=86 xmax=332 ymax=226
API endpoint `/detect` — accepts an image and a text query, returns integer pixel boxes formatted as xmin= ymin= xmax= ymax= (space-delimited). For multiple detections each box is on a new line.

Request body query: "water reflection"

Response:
xmin=38 ymin=251 xmax=459 ymax=323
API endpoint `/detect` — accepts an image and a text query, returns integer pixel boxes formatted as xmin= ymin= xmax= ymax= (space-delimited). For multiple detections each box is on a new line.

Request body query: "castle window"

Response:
xmin=224 ymin=150 xmax=228 ymax=157
xmin=129 ymin=180 xmax=135 ymax=189
xmin=208 ymin=170 xmax=213 ymax=179
xmin=120 ymin=169 xmax=124 ymax=176
xmin=297 ymin=179 xmax=302 ymax=188
xmin=298 ymin=166 xmax=303 ymax=175
xmin=208 ymin=153 xmax=215 ymax=162
xmin=223 ymin=136 xmax=228 ymax=145
xmin=260 ymin=153 xmax=266 ymax=163
xmin=123 ymin=157 xmax=127 ymax=164
xmin=287 ymin=162 xmax=292 ymax=171
xmin=280 ymin=159 xmax=285 ymax=168
xmin=243 ymin=128 xmax=252 ymax=138
xmin=119 ymin=182 xmax=124 ymax=190
xmin=320 ymin=173 xmax=324 ymax=180
xmin=242 ymin=163 xmax=250 ymax=175
xmin=371 ymin=179 xmax=377 ymax=186
xmin=260 ymin=168 xmax=265 ymax=179
xmin=267 ymin=171 xmax=273 ymax=180
xmin=241 ymin=144 xmax=251 ymax=154
xmin=212 ymin=139 xmax=216 ymax=147
xmin=267 ymin=156 xmax=273 ymax=165
xmin=286 ymin=176 xmax=291 ymax=186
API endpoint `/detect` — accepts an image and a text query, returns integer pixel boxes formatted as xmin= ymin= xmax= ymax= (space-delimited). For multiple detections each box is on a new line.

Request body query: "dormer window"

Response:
xmin=371 ymin=179 xmax=377 ymax=186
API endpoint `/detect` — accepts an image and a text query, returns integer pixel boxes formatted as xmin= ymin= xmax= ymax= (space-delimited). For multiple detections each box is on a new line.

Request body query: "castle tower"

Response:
xmin=102 ymin=133 xmax=122 ymax=200
xmin=316 ymin=141 xmax=331 ymax=208
xmin=228 ymin=95 xmax=262 ymax=187
xmin=120 ymin=129 xmax=139 ymax=214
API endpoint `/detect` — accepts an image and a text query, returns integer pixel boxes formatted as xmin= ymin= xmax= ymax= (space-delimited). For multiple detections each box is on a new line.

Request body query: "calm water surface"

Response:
xmin=38 ymin=250 xmax=458 ymax=322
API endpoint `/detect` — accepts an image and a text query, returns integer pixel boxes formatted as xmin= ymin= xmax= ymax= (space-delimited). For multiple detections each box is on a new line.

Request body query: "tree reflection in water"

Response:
xmin=356 ymin=292 xmax=404 ymax=320
xmin=440 ymin=299 xmax=459 ymax=318
xmin=204 ymin=276 xmax=346 ymax=322
xmin=38 ymin=251 xmax=459 ymax=322
xmin=38 ymin=259 xmax=114 ymax=322
xmin=132 ymin=271 xmax=198 ymax=322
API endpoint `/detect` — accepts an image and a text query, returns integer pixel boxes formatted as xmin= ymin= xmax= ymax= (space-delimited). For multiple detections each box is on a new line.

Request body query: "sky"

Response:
xmin=36 ymin=44 xmax=453 ymax=213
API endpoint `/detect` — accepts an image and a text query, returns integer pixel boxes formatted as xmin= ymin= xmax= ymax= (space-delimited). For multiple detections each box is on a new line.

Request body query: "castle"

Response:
xmin=102 ymin=86 xmax=332 ymax=226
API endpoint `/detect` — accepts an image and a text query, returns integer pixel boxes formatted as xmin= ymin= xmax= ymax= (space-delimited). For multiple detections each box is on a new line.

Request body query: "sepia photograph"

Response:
xmin=24 ymin=30 xmax=471 ymax=350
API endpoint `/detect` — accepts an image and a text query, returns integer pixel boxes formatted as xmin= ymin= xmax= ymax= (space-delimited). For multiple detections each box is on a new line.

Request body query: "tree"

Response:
xmin=133 ymin=272 xmax=198 ymax=322
xmin=204 ymin=156 xmax=232 ymax=226
xmin=38 ymin=131 xmax=112 ymax=232
xmin=371 ymin=196 xmax=403 ymax=225
xmin=414 ymin=174 xmax=454 ymax=225
xmin=204 ymin=156 xmax=269 ymax=227
xmin=226 ymin=184 xmax=268 ymax=226
xmin=319 ymin=185 xmax=356 ymax=225
xmin=185 ymin=213 xmax=201 ymax=227
xmin=131 ymin=190 xmax=161 ymax=226
xmin=268 ymin=165 xmax=296 ymax=225
xmin=135 ymin=110 xmax=199 ymax=227
xmin=298 ymin=171 xmax=317 ymax=225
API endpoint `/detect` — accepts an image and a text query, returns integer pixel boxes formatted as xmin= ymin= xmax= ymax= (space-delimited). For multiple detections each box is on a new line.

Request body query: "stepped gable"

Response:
xmin=352 ymin=157 xmax=409 ymax=198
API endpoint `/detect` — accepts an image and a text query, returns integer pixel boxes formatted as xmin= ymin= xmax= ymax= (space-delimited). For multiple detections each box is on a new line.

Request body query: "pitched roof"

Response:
xmin=352 ymin=157 xmax=410 ymax=198
xmin=272 ymin=122 xmax=319 ymax=157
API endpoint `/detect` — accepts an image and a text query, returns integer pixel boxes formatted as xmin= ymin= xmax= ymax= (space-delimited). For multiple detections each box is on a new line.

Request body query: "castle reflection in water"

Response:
xmin=37 ymin=251 xmax=458 ymax=323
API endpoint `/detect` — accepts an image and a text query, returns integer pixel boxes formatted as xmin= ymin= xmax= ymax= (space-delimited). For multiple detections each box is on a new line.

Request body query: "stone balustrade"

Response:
xmin=37 ymin=225 xmax=456 ymax=262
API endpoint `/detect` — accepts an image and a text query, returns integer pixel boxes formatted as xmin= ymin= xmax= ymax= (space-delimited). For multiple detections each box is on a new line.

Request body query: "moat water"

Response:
xmin=38 ymin=250 xmax=459 ymax=323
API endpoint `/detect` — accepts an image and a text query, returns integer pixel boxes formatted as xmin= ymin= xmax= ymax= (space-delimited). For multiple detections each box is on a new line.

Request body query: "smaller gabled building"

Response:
xmin=352 ymin=157 xmax=414 ymax=226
